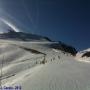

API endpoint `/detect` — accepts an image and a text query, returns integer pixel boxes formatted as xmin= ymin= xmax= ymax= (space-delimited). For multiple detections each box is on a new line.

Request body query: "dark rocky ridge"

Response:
xmin=47 ymin=42 xmax=77 ymax=56
xmin=0 ymin=29 xmax=51 ymax=41
xmin=82 ymin=52 xmax=90 ymax=57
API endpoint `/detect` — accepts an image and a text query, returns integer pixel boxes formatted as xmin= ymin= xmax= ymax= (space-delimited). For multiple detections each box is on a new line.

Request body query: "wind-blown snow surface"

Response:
xmin=0 ymin=40 xmax=90 ymax=90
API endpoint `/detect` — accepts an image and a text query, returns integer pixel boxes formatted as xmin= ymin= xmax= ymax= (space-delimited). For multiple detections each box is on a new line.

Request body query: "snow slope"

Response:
xmin=0 ymin=40 xmax=90 ymax=90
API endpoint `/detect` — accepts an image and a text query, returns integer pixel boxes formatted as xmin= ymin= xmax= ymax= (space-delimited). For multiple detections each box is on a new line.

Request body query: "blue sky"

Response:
xmin=0 ymin=0 xmax=90 ymax=50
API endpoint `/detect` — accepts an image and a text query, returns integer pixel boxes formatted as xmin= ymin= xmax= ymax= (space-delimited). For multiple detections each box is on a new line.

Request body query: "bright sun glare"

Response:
xmin=0 ymin=18 xmax=20 ymax=33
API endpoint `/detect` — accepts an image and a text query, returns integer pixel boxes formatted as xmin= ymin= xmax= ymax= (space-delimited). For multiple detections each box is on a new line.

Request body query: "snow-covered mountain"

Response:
xmin=0 ymin=29 xmax=51 ymax=41
xmin=0 ymin=39 xmax=90 ymax=90
xmin=0 ymin=29 xmax=77 ymax=55
xmin=76 ymin=48 xmax=90 ymax=62
xmin=0 ymin=18 xmax=51 ymax=41
xmin=0 ymin=29 xmax=90 ymax=90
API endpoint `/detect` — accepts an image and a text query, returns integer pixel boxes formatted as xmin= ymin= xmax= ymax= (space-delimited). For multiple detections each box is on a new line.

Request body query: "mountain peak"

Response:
xmin=0 ymin=29 xmax=51 ymax=41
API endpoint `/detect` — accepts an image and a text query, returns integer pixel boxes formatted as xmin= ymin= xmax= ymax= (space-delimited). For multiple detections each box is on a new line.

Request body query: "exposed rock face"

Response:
xmin=82 ymin=52 xmax=90 ymax=57
xmin=47 ymin=42 xmax=77 ymax=56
